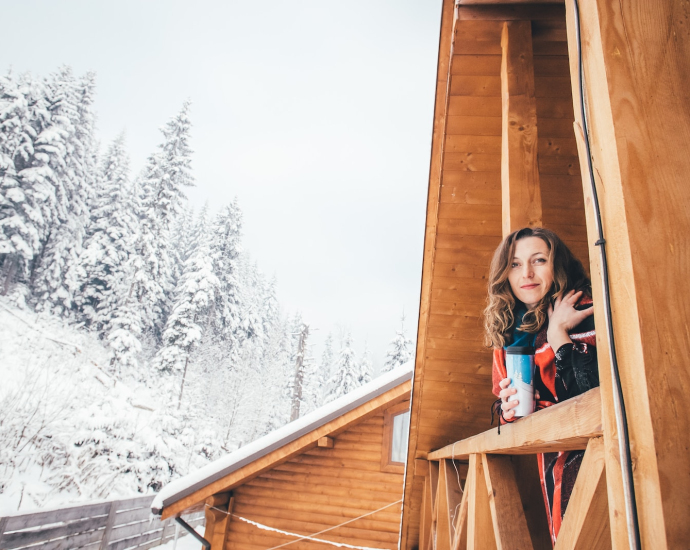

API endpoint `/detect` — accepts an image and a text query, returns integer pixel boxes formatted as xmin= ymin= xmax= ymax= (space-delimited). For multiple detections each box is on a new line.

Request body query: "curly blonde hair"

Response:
xmin=483 ymin=227 xmax=590 ymax=349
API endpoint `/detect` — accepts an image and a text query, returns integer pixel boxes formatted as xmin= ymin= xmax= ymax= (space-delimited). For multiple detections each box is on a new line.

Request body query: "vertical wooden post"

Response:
xmin=554 ymin=438 xmax=610 ymax=550
xmin=0 ymin=517 xmax=8 ymax=547
xmin=564 ymin=0 xmax=690 ymax=548
xmin=501 ymin=20 xmax=542 ymax=237
xmin=99 ymin=500 xmax=119 ymax=550
xmin=466 ymin=454 xmax=497 ymax=550
xmin=482 ymin=455 xmax=534 ymax=550
xmin=204 ymin=493 xmax=232 ymax=550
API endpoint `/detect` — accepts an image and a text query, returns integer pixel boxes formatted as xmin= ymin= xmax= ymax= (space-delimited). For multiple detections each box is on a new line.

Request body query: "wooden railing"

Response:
xmin=417 ymin=388 xmax=604 ymax=550
xmin=0 ymin=495 xmax=204 ymax=550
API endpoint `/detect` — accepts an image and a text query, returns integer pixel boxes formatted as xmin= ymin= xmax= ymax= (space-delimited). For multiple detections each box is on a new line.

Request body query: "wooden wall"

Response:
xmin=402 ymin=4 xmax=589 ymax=549
xmin=224 ymin=411 xmax=405 ymax=550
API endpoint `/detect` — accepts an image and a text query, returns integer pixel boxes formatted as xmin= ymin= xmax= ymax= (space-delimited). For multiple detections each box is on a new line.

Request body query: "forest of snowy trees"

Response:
xmin=0 ymin=67 xmax=415 ymax=510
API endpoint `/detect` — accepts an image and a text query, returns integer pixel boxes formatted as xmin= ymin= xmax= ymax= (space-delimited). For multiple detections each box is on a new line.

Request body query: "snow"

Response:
xmin=157 ymin=526 xmax=206 ymax=550
xmin=151 ymin=361 xmax=414 ymax=513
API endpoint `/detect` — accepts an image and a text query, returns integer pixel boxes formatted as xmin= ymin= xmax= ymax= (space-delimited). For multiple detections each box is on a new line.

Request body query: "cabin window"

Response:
xmin=381 ymin=401 xmax=410 ymax=473
xmin=391 ymin=410 xmax=411 ymax=463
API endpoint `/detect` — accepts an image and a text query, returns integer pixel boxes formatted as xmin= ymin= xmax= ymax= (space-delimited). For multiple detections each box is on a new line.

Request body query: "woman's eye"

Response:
xmin=534 ymin=258 xmax=546 ymax=264
xmin=511 ymin=262 xmax=519 ymax=268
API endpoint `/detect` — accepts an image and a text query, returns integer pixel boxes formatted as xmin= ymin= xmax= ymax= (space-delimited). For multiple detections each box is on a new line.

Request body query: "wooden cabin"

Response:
xmin=401 ymin=1 xmax=690 ymax=549
xmin=151 ymin=366 xmax=413 ymax=549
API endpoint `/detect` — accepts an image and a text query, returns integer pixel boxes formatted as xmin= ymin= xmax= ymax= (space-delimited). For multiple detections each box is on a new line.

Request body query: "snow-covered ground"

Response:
xmin=0 ymin=299 xmax=213 ymax=515
xmin=158 ymin=526 xmax=205 ymax=550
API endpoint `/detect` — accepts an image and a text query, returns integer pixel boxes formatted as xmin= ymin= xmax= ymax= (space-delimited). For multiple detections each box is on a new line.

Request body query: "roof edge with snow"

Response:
xmin=151 ymin=363 xmax=413 ymax=515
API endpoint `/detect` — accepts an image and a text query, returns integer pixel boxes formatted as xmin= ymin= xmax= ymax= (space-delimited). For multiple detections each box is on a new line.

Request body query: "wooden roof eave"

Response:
xmin=158 ymin=375 xmax=412 ymax=520
xmin=400 ymin=0 xmax=457 ymax=547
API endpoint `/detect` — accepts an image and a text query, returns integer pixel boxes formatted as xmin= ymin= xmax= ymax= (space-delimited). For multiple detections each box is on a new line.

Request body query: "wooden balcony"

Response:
xmin=417 ymin=388 xmax=607 ymax=550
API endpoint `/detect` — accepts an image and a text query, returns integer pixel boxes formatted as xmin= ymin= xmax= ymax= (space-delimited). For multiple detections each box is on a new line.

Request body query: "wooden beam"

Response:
xmin=429 ymin=387 xmax=601 ymax=460
xmin=564 ymin=0 xmax=690 ymax=547
xmin=466 ymin=454 xmax=497 ymax=550
xmin=436 ymin=459 xmax=453 ymax=549
xmin=554 ymin=438 xmax=610 ymax=550
xmin=458 ymin=0 xmax=563 ymax=4
xmin=415 ymin=458 xmax=430 ymax=477
xmin=204 ymin=493 xmax=231 ymax=550
xmin=500 ymin=20 xmax=542 ymax=236
xmin=451 ymin=475 xmax=469 ymax=550
xmin=457 ymin=5 xmax=565 ymax=21
xmin=511 ymin=455 xmax=552 ymax=549
xmin=441 ymin=460 xmax=465 ymax=549
xmin=401 ymin=1 xmax=457 ymax=547
xmin=317 ymin=436 xmax=334 ymax=448
xmin=483 ymin=455 xmax=534 ymax=550
xmin=420 ymin=477 xmax=433 ymax=550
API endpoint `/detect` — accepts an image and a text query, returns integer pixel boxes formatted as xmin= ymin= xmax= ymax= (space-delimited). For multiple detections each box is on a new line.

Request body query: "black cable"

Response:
xmin=572 ymin=1 xmax=641 ymax=548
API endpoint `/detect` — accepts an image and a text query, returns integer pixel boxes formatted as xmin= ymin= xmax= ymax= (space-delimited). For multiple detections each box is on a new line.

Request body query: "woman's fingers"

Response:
xmin=499 ymin=377 xmax=511 ymax=389
xmin=499 ymin=387 xmax=517 ymax=401
xmin=501 ymin=398 xmax=518 ymax=413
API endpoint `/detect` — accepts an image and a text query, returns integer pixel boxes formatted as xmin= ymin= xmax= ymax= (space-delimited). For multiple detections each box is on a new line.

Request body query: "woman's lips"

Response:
xmin=521 ymin=284 xmax=539 ymax=289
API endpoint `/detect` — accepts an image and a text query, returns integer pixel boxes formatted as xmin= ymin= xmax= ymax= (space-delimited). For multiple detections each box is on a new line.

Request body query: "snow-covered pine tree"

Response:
xmin=382 ymin=313 xmax=414 ymax=373
xmin=135 ymin=101 xmax=195 ymax=339
xmin=77 ymin=133 xmax=137 ymax=332
xmin=320 ymin=332 xmax=335 ymax=400
xmin=301 ymin=337 xmax=323 ymax=416
xmin=170 ymin=203 xmax=195 ymax=292
xmin=325 ymin=332 xmax=360 ymax=402
xmin=32 ymin=68 xmax=98 ymax=316
xmin=155 ymin=211 xmax=218 ymax=407
xmin=208 ymin=199 xmax=244 ymax=362
xmin=0 ymin=71 xmax=52 ymax=299
xmin=359 ymin=341 xmax=373 ymax=385
xmin=288 ymin=315 xmax=309 ymax=421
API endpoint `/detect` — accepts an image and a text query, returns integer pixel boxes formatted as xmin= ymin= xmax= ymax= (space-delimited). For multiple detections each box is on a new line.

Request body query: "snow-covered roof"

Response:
xmin=151 ymin=363 xmax=413 ymax=515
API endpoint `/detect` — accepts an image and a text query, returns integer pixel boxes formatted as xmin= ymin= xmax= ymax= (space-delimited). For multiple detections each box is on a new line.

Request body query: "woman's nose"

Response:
xmin=522 ymin=264 xmax=533 ymax=278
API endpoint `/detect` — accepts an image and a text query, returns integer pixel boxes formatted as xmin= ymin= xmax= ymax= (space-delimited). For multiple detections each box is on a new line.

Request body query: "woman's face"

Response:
xmin=508 ymin=236 xmax=554 ymax=309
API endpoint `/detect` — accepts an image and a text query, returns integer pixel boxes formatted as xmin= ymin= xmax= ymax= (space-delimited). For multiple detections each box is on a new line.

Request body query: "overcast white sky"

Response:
xmin=1 ymin=0 xmax=442 ymax=370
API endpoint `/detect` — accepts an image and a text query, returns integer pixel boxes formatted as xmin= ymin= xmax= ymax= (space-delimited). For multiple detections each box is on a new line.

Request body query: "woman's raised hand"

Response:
xmin=547 ymin=289 xmax=594 ymax=350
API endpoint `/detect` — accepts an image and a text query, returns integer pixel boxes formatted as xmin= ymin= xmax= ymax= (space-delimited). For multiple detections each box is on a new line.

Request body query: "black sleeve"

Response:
xmin=554 ymin=343 xmax=599 ymax=401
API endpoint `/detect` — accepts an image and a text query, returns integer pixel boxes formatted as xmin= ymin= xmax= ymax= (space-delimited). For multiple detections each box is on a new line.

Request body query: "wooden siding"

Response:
xmin=402 ymin=5 xmax=590 ymax=549
xmin=224 ymin=412 xmax=404 ymax=550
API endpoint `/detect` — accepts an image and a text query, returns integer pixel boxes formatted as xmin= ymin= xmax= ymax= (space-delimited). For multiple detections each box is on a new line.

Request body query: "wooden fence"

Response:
xmin=0 ymin=495 xmax=205 ymax=550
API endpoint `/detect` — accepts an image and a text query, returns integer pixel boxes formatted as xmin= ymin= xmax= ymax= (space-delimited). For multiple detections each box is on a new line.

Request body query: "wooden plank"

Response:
xmin=450 ymin=75 xmax=501 ymax=97
xmin=162 ymin=379 xmax=411 ymax=518
xmin=429 ymin=388 xmax=602 ymax=459
xmin=420 ymin=477 xmax=432 ymax=550
xmin=466 ymin=454 xmax=497 ymax=550
xmin=436 ymin=459 xmax=453 ymax=549
xmin=500 ymin=20 xmax=542 ymax=236
xmin=565 ymin=1 xmax=690 ymax=546
xmin=4 ymin=503 xmax=112 ymax=531
xmin=482 ymin=455 xmax=534 ymax=550
xmin=451 ymin=468 xmax=469 ymax=550
xmin=554 ymin=437 xmax=611 ymax=550
xmin=446 ymin=116 xmax=501 ymax=136
xmin=445 ymin=135 xmax=502 ymax=154
xmin=510 ymin=455 xmax=552 ymax=550
xmin=443 ymin=460 xmax=465 ymax=548
xmin=457 ymin=5 xmax=565 ymax=21
xmin=99 ymin=501 xmax=118 ymax=550
xmin=1 ymin=517 xmax=106 ymax=549
xmin=401 ymin=2 xmax=456 ymax=548
xmin=451 ymin=55 xmax=502 ymax=76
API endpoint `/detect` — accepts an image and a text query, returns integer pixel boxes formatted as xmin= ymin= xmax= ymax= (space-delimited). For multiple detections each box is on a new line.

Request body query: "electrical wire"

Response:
xmin=571 ymin=1 xmax=641 ymax=548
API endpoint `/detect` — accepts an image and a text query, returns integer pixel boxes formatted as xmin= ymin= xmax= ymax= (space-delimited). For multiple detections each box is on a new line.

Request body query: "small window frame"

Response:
xmin=381 ymin=400 xmax=411 ymax=474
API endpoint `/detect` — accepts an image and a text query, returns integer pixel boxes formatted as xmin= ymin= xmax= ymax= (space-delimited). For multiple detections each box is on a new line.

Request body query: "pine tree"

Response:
xmin=77 ymin=134 xmax=136 ymax=332
xmin=209 ymin=199 xmax=244 ymax=361
xmin=325 ymin=333 xmax=360 ymax=402
xmin=289 ymin=316 xmax=309 ymax=421
xmin=135 ymin=101 xmax=195 ymax=338
xmin=0 ymin=71 xmax=51 ymax=296
xmin=359 ymin=341 xmax=373 ymax=385
xmin=155 ymin=214 xmax=219 ymax=407
xmin=382 ymin=313 xmax=414 ymax=373
xmin=320 ymin=333 xmax=335 ymax=397
xmin=32 ymin=68 xmax=98 ymax=316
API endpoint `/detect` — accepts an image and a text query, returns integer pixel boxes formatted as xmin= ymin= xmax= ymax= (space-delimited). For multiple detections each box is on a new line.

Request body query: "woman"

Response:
xmin=484 ymin=227 xmax=599 ymax=545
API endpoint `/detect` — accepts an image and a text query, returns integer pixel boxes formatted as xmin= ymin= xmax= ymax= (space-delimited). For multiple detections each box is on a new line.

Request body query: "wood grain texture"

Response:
xmin=554 ymin=437 xmax=610 ymax=550
xmin=162 ymin=381 xmax=410 ymax=520
xmin=483 ymin=455 xmax=534 ymax=550
xmin=223 ymin=412 xmax=405 ymax=550
xmin=466 ymin=454 xmax=497 ymax=550
xmin=565 ymin=0 xmax=690 ymax=547
xmin=501 ymin=21 xmax=542 ymax=236
xmin=429 ymin=388 xmax=602 ymax=459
